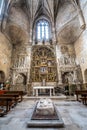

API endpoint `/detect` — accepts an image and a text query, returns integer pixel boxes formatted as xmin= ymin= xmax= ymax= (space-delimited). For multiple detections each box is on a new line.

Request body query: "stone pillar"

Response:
xmin=50 ymin=89 xmax=51 ymax=96
xmin=58 ymin=70 xmax=62 ymax=85
xmin=26 ymin=46 xmax=32 ymax=94
xmin=18 ymin=57 xmax=20 ymax=67
xmin=27 ymin=83 xmax=32 ymax=96
xmin=33 ymin=88 xmax=35 ymax=96
xmin=53 ymin=88 xmax=55 ymax=96
xmin=55 ymin=45 xmax=61 ymax=86
xmin=74 ymin=70 xmax=78 ymax=83
xmin=29 ymin=23 xmax=33 ymax=45
xmin=36 ymin=89 xmax=38 ymax=96
xmin=78 ymin=8 xmax=86 ymax=29
xmin=51 ymin=22 xmax=56 ymax=45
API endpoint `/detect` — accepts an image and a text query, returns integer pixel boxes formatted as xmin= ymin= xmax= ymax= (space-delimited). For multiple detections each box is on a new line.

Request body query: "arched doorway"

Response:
xmin=30 ymin=45 xmax=57 ymax=96
xmin=0 ymin=71 xmax=5 ymax=83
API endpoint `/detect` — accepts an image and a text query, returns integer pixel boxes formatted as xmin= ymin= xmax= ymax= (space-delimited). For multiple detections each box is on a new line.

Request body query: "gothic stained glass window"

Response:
xmin=36 ymin=19 xmax=49 ymax=41
xmin=0 ymin=0 xmax=6 ymax=20
xmin=0 ymin=0 xmax=3 ymax=15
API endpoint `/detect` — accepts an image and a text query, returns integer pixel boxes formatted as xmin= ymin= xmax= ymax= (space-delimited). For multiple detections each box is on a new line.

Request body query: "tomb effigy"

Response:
xmin=27 ymin=98 xmax=64 ymax=128
xmin=35 ymin=98 xmax=55 ymax=115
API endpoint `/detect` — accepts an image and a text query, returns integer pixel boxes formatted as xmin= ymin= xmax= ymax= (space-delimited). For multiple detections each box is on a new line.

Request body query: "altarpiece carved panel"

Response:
xmin=31 ymin=46 xmax=57 ymax=83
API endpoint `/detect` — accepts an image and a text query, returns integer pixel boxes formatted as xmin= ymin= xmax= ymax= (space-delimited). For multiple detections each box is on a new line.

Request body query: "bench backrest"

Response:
xmin=75 ymin=90 xmax=87 ymax=95
xmin=5 ymin=91 xmax=24 ymax=95
xmin=75 ymin=90 xmax=87 ymax=100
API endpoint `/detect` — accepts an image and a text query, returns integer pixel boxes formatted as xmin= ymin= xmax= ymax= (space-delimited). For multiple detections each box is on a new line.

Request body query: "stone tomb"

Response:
xmin=27 ymin=98 xmax=64 ymax=128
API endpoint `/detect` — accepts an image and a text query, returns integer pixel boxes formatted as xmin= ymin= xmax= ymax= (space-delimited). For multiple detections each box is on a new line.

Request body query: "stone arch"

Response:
xmin=6 ymin=24 xmax=28 ymax=45
xmin=15 ymin=73 xmax=27 ymax=91
xmin=33 ymin=16 xmax=52 ymax=44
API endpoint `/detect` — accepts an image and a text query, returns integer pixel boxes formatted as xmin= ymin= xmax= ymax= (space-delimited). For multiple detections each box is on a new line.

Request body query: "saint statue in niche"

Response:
xmin=67 ymin=72 xmax=74 ymax=84
xmin=61 ymin=46 xmax=69 ymax=54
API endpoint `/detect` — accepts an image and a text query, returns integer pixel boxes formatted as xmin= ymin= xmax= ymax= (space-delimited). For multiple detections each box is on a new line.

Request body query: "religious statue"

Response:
xmin=67 ymin=72 xmax=74 ymax=84
xmin=42 ymin=79 xmax=46 ymax=86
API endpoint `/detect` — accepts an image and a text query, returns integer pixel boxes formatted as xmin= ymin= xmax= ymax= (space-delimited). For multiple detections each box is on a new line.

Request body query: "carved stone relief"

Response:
xmin=59 ymin=45 xmax=76 ymax=66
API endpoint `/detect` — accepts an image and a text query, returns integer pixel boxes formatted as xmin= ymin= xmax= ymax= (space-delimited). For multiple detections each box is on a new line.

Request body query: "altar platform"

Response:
xmin=23 ymin=94 xmax=67 ymax=100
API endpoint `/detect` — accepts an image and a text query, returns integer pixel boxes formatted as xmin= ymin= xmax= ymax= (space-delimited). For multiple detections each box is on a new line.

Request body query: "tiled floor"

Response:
xmin=0 ymin=98 xmax=87 ymax=130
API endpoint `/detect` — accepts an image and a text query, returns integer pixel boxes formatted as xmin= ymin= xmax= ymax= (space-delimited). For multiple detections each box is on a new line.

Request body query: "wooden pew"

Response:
xmin=75 ymin=90 xmax=87 ymax=100
xmin=75 ymin=90 xmax=87 ymax=104
xmin=0 ymin=90 xmax=24 ymax=116
xmin=4 ymin=91 xmax=24 ymax=102
xmin=0 ymin=97 xmax=15 ymax=113
xmin=80 ymin=93 xmax=87 ymax=105
xmin=0 ymin=93 xmax=19 ymax=105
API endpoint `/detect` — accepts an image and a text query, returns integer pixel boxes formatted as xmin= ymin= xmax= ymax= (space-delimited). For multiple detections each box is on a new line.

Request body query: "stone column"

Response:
xmin=33 ymin=88 xmax=35 ymax=96
xmin=36 ymin=89 xmax=38 ymax=96
xmin=74 ymin=70 xmax=78 ymax=83
xmin=58 ymin=70 xmax=62 ymax=85
xmin=55 ymin=45 xmax=61 ymax=86
xmin=78 ymin=9 xmax=86 ymax=29
xmin=50 ymin=89 xmax=51 ymax=96
xmin=18 ymin=57 xmax=20 ymax=67
xmin=51 ymin=21 xmax=57 ymax=44
xmin=29 ymin=22 xmax=33 ymax=45
xmin=26 ymin=46 xmax=32 ymax=95
xmin=53 ymin=88 xmax=55 ymax=96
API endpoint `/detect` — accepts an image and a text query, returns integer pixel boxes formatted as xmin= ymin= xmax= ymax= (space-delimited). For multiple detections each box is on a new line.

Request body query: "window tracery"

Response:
xmin=36 ymin=19 xmax=49 ymax=42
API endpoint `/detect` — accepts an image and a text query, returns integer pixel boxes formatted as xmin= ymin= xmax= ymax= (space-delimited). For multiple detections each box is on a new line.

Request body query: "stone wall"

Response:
xmin=0 ymin=32 xmax=12 ymax=80
xmin=74 ymin=0 xmax=87 ymax=83
xmin=56 ymin=0 xmax=76 ymax=31
xmin=0 ymin=0 xmax=86 ymax=92
xmin=8 ymin=6 xmax=29 ymax=34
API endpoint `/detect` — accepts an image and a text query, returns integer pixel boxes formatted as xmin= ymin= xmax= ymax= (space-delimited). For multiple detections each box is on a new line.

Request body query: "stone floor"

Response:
xmin=0 ymin=97 xmax=87 ymax=130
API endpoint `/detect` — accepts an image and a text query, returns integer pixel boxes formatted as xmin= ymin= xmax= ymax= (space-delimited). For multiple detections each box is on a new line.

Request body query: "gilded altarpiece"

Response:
xmin=31 ymin=46 xmax=57 ymax=84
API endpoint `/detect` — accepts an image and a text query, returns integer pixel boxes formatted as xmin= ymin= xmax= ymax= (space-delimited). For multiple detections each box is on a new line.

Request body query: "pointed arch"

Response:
xmin=36 ymin=19 xmax=50 ymax=42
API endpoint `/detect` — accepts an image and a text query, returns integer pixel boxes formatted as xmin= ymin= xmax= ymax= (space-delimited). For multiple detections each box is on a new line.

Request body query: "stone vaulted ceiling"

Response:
xmin=6 ymin=0 xmax=85 ymax=45
xmin=26 ymin=0 xmax=54 ymax=22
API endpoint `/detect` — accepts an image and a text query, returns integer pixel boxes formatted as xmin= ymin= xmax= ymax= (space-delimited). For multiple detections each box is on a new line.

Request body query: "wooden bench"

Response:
xmin=0 ymin=97 xmax=15 ymax=113
xmin=4 ymin=91 xmax=24 ymax=102
xmin=80 ymin=97 xmax=87 ymax=104
xmin=0 ymin=93 xmax=19 ymax=105
xmin=0 ymin=90 xmax=24 ymax=116
xmin=75 ymin=90 xmax=87 ymax=100
xmin=75 ymin=90 xmax=87 ymax=105
xmin=80 ymin=93 xmax=87 ymax=105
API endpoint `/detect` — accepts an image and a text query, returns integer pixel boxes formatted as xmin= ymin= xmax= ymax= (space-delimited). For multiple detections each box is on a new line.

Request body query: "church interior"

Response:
xmin=0 ymin=0 xmax=87 ymax=130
